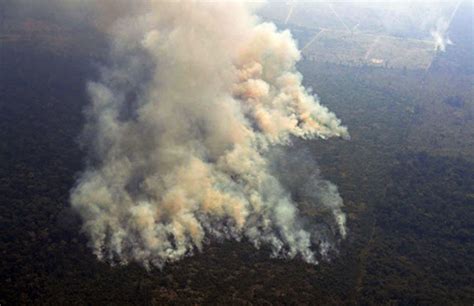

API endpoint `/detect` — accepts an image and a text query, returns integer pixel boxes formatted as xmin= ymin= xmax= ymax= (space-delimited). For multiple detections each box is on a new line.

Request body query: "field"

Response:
xmin=260 ymin=2 xmax=452 ymax=70
xmin=299 ymin=29 xmax=436 ymax=69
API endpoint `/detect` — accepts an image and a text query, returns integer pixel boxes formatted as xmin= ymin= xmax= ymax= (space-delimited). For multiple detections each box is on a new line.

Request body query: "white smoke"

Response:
xmin=431 ymin=18 xmax=453 ymax=52
xmin=379 ymin=1 xmax=459 ymax=52
xmin=429 ymin=0 xmax=461 ymax=52
xmin=70 ymin=0 xmax=349 ymax=268
xmin=261 ymin=1 xmax=459 ymax=53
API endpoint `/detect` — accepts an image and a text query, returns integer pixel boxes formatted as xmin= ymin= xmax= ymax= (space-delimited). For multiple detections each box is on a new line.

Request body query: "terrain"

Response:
xmin=1 ymin=2 xmax=473 ymax=305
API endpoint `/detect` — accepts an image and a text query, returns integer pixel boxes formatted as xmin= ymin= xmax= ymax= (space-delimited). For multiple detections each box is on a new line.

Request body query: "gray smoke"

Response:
xmin=70 ymin=0 xmax=349 ymax=268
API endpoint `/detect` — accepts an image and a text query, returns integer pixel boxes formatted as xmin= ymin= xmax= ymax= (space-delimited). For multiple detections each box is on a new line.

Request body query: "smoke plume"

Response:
xmin=70 ymin=0 xmax=349 ymax=268
xmin=431 ymin=18 xmax=453 ymax=52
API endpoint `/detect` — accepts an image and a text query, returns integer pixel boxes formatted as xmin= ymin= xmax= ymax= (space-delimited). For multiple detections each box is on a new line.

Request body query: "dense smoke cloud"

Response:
xmin=70 ymin=0 xmax=349 ymax=268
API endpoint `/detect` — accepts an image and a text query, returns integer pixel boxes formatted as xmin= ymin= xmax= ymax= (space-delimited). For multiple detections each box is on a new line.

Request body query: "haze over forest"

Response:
xmin=1 ymin=0 xmax=473 ymax=304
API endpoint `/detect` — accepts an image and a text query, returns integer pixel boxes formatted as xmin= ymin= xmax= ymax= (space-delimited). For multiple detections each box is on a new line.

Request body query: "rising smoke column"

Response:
xmin=430 ymin=0 xmax=461 ymax=52
xmin=71 ymin=0 xmax=349 ymax=268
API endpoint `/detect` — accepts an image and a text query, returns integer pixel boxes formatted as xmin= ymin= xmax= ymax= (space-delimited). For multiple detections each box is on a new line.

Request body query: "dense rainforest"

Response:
xmin=1 ymin=6 xmax=473 ymax=305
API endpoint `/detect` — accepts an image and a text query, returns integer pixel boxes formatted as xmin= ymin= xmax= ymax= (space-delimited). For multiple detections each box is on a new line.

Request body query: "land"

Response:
xmin=1 ymin=4 xmax=473 ymax=305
